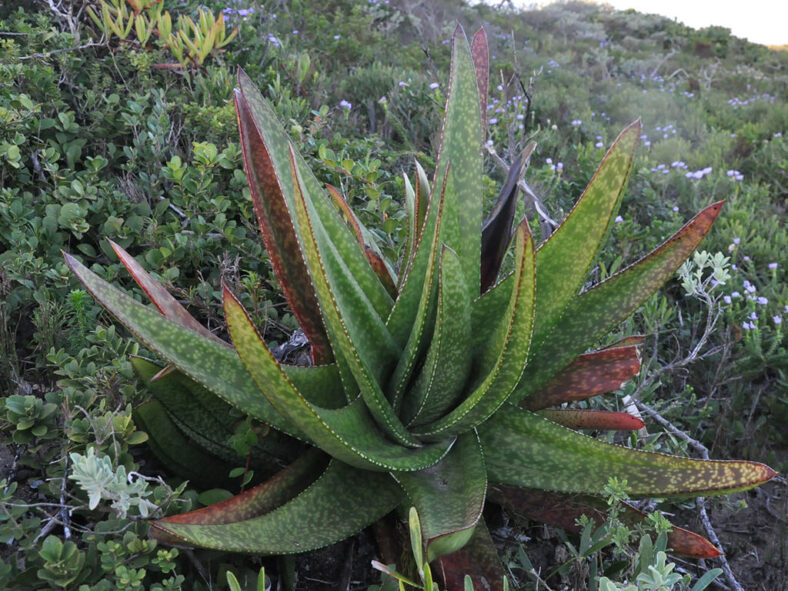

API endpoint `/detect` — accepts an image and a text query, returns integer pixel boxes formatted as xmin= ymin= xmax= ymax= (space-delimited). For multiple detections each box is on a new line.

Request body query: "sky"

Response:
xmin=504 ymin=1 xmax=788 ymax=47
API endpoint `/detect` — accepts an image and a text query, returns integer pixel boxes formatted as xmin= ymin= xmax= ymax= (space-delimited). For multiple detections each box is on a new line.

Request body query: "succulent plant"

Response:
xmin=66 ymin=25 xmax=775 ymax=590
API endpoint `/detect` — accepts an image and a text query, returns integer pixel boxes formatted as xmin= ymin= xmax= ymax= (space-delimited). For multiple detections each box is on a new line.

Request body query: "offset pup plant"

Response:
xmin=66 ymin=26 xmax=775 ymax=589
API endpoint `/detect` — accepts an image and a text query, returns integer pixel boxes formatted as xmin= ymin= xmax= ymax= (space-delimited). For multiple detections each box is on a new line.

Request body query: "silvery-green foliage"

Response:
xmin=68 ymin=448 xmax=156 ymax=518
xmin=677 ymin=250 xmax=730 ymax=296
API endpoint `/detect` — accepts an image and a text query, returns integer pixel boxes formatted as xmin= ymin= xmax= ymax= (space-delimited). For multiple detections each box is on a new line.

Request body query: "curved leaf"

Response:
xmin=513 ymin=201 xmax=724 ymax=403
xmin=531 ymin=119 xmax=641 ymax=348
xmin=151 ymin=460 xmax=402 ymax=553
xmin=65 ymin=253 xmax=302 ymax=438
xmin=480 ymin=407 xmax=776 ymax=497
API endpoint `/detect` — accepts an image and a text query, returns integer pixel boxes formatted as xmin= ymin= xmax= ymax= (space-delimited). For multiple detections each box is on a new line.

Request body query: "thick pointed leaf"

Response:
xmin=391 ymin=432 xmax=486 ymax=562
xmin=151 ymin=460 xmax=402 ymax=553
xmin=286 ymin=149 xmax=418 ymax=445
xmin=415 ymin=220 xmax=535 ymax=439
xmin=132 ymin=400 xmax=237 ymax=489
xmin=489 ymin=485 xmax=722 ymax=559
xmin=156 ymin=449 xmax=327 ymax=529
xmin=434 ymin=518 xmax=508 ymax=591
xmin=236 ymin=69 xmax=393 ymax=359
xmin=480 ymin=407 xmax=776 ymax=497
xmin=325 ymin=184 xmax=397 ymax=294
xmin=387 ymin=166 xmax=450 ymax=410
xmin=235 ymin=83 xmax=331 ymax=363
xmin=431 ymin=24 xmax=484 ymax=293
xmin=224 ymin=286 xmax=454 ymax=472
xmin=470 ymin=28 xmax=489 ymax=137
xmin=110 ymin=240 xmax=228 ymax=347
xmin=65 ymin=253 xmax=302 ymax=438
xmin=532 ymin=120 xmax=641 ymax=349
xmin=480 ymin=143 xmax=535 ymax=293
xmin=513 ymin=201 xmax=724 ymax=403
xmin=523 ymin=345 xmax=641 ymax=411
xmin=132 ymin=357 xmax=304 ymax=471
xmin=404 ymin=246 xmax=472 ymax=426
xmin=537 ymin=409 xmax=645 ymax=431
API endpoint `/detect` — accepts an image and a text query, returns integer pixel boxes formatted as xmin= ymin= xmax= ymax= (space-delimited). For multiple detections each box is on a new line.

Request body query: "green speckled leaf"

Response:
xmin=416 ymin=220 xmax=535 ymax=439
xmin=65 ymin=253 xmax=301 ymax=438
xmin=154 ymin=449 xmax=327 ymax=535
xmin=224 ymin=286 xmax=454 ymax=472
xmin=432 ymin=24 xmax=484 ymax=293
xmin=387 ymin=167 xmax=450 ymax=410
xmin=532 ymin=120 xmax=640 ymax=350
xmin=470 ymin=28 xmax=489 ymax=137
xmin=480 ymin=407 xmax=776 ymax=497
xmin=392 ymin=432 xmax=486 ymax=562
xmin=513 ymin=201 xmax=724 ymax=403
xmin=404 ymin=246 xmax=472 ymax=426
xmin=151 ymin=460 xmax=402 ymax=553
xmin=286 ymin=148 xmax=417 ymax=445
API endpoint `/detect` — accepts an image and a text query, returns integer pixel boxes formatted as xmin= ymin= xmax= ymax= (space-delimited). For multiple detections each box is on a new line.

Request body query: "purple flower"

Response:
xmin=429 ymin=82 xmax=439 ymax=90
xmin=595 ymin=141 xmax=603 ymax=148
xmin=292 ymin=29 xmax=299 ymax=34
xmin=723 ymin=295 xmax=732 ymax=304
xmin=757 ymin=297 xmax=768 ymax=305
xmin=774 ymin=316 xmax=783 ymax=325
xmin=672 ymin=206 xmax=679 ymax=212
xmin=768 ymin=262 xmax=778 ymax=269
xmin=545 ymin=158 xmax=553 ymax=165
xmin=398 ymin=81 xmax=407 ymax=87
xmin=732 ymin=237 xmax=741 ymax=245
xmin=742 ymin=321 xmax=755 ymax=330
xmin=750 ymin=312 xmax=758 ymax=321
xmin=571 ymin=119 xmax=582 ymax=126
xmin=614 ymin=215 xmax=624 ymax=224
xmin=339 ymin=100 xmax=352 ymax=110
xmin=731 ymin=291 xmax=740 ymax=298
xmin=334 ymin=35 xmax=341 ymax=40
xmin=488 ymin=118 xmax=498 ymax=125
xmin=556 ymin=162 xmax=563 ymax=170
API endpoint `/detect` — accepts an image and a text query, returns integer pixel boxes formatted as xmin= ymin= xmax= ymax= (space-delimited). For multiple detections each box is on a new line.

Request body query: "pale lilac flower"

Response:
xmin=334 ymin=35 xmax=341 ymax=40
xmin=768 ymin=262 xmax=778 ymax=269
xmin=724 ymin=295 xmax=732 ymax=304
xmin=429 ymin=82 xmax=439 ymax=90
xmin=732 ymin=237 xmax=741 ymax=245
xmin=497 ymin=85 xmax=503 ymax=91
xmin=546 ymin=158 xmax=553 ymax=165
xmin=614 ymin=215 xmax=624 ymax=223
xmin=744 ymin=255 xmax=751 ymax=262
xmin=672 ymin=206 xmax=679 ymax=212
xmin=774 ymin=316 xmax=783 ymax=325
xmin=742 ymin=321 xmax=755 ymax=330
xmin=757 ymin=297 xmax=768 ymax=305
xmin=488 ymin=118 xmax=498 ymax=125
xmin=595 ymin=141 xmax=603 ymax=148
xmin=292 ymin=29 xmax=299 ymax=34
xmin=571 ymin=119 xmax=582 ymax=126
xmin=749 ymin=312 xmax=758 ymax=321
xmin=398 ymin=81 xmax=407 ymax=87
xmin=556 ymin=162 xmax=563 ymax=170
xmin=731 ymin=291 xmax=740 ymax=298
xmin=339 ymin=100 xmax=352 ymax=110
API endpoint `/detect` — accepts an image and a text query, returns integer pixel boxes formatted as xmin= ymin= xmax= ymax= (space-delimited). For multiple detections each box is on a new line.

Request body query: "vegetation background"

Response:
xmin=0 ymin=0 xmax=785 ymax=589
